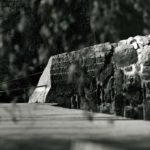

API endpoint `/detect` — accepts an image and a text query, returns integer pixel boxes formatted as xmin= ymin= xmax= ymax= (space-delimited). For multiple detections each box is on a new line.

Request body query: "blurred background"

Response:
xmin=0 ymin=0 xmax=150 ymax=102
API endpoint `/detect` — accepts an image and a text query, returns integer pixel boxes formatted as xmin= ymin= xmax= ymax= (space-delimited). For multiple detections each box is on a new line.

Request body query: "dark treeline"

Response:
xmin=0 ymin=0 xmax=150 ymax=102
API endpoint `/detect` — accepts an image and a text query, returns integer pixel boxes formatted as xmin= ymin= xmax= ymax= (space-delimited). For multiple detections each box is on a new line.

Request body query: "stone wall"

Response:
xmin=29 ymin=35 xmax=150 ymax=119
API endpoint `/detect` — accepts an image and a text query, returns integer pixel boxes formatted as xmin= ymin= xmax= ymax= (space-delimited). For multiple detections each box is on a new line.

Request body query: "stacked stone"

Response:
xmin=49 ymin=43 xmax=113 ymax=101
xmin=30 ymin=34 xmax=150 ymax=120
xmin=49 ymin=44 xmax=111 ymax=107
xmin=113 ymin=35 xmax=150 ymax=119
xmin=50 ymin=43 xmax=112 ymax=85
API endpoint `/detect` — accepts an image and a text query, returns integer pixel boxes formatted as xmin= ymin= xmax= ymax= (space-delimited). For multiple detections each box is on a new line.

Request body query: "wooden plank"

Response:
xmin=0 ymin=103 xmax=150 ymax=150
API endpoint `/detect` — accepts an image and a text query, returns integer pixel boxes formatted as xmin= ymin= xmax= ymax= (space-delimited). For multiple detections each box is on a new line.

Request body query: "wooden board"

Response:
xmin=0 ymin=103 xmax=150 ymax=150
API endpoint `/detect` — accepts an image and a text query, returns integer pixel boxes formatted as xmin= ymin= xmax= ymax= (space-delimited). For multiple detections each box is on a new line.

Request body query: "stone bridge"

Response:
xmin=29 ymin=35 xmax=150 ymax=120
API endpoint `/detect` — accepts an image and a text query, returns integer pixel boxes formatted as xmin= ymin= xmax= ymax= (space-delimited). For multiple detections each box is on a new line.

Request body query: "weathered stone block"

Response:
xmin=124 ymin=66 xmax=133 ymax=72
xmin=139 ymin=45 xmax=150 ymax=65
xmin=134 ymin=36 xmax=150 ymax=46
xmin=141 ymin=66 xmax=150 ymax=80
xmin=99 ymin=63 xmax=113 ymax=82
xmin=113 ymin=44 xmax=138 ymax=68
xmin=88 ymin=70 xmax=95 ymax=77
xmin=114 ymin=69 xmax=124 ymax=94
xmin=143 ymin=61 xmax=150 ymax=66
xmin=88 ymin=63 xmax=104 ymax=71
xmin=96 ymin=57 xmax=105 ymax=63
xmin=141 ymin=74 xmax=150 ymax=80
xmin=85 ymin=57 xmax=96 ymax=66
xmin=142 ymin=66 xmax=150 ymax=73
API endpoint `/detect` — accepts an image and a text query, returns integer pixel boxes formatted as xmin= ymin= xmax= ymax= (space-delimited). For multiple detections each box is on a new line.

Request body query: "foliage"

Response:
xmin=0 ymin=0 xmax=150 ymax=102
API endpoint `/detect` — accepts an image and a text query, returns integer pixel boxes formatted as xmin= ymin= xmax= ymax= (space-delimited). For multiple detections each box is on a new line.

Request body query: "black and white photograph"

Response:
xmin=0 ymin=0 xmax=150 ymax=150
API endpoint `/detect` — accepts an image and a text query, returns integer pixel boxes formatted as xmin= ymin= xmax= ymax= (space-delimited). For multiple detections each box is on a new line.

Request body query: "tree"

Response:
xmin=0 ymin=0 xmax=150 ymax=102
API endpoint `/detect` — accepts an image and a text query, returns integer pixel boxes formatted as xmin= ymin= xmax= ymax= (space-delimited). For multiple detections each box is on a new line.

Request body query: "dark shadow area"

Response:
xmin=1 ymin=135 xmax=150 ymax=150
